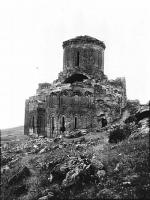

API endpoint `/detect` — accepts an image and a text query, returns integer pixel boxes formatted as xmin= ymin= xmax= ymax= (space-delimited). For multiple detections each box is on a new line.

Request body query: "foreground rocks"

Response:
xmin=1 ymin=117 xmax=149 ymax=200
xmin=8 ymin=166 xmax=30 ymax=185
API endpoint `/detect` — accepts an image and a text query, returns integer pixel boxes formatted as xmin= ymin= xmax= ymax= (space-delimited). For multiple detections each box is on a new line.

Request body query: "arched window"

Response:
xmin=75 ymin=51 xmax=79 ymax=66
xmin=31 ymin=116 xmax=35 ymax=133
xmin=62 ymin=116 xmax=65 ymax=128
xmin=60 ymin=116 xmax=66 ymax=133
xmin=32 ymin=116 xmax=34 ymax=129
xmin=74 ymin=117 xmax=77 ymax=129
xmin=52 ymin=117 xmax=55 ymax=131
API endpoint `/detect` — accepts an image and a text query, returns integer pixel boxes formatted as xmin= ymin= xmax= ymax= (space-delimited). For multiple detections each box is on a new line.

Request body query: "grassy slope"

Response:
xmin=94 ymin=134 xmax=150 ymax=199
xmin=1 ymin=126 xmax=26 ymax=143
xmin=1 ymin=122 xmax=149 ymax=199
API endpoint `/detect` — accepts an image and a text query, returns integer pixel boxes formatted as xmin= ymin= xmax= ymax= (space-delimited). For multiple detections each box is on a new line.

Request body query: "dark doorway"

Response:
xmin=74 ymin=117 xmax=77 ymax=129
xmin=101 ymin=118 xmax=107 ymax=127
xmin=60 ymin=116 xmax=66 ymax=133
xmin=64 ymin=74 xmax=88 ymax=84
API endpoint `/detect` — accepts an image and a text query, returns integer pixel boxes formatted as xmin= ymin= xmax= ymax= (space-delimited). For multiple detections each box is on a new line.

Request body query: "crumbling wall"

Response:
xmin=24 ymin=96 xmax=47 ymax=136
xmin=62 ymin=36 xmax=105 ymax=81
xmin=94 ymin=78 xmax=126 ymax=125
xmin=45 ymin=86 xmax=96 ymax=137
xmin=24 ymin=36 xmax=127 ymax=138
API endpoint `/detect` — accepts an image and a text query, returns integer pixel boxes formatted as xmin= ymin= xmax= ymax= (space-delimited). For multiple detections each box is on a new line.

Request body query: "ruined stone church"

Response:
xmin=24 ymin=36 xmax=127 ymax=137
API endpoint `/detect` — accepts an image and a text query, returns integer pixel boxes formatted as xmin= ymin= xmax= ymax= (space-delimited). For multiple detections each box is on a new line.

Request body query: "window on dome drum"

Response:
xmin=52 ymin=117 xmax=55 ymax=131
xmin=60 ymin=116 xmax=66 ymax=133
xmin=74 ymin=117 xmax=77 ymax=129
xmin=64 ymin=73 xmax=88 ymax=84
xmin=32 ymin=116 xmax=35 ymax=133
xmin=75 ymin=51 xmax=79 ymax=66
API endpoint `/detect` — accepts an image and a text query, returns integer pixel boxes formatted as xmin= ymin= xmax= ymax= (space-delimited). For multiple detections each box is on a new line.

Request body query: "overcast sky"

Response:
xmin=0 ymin=0 xmax=150 ymax=129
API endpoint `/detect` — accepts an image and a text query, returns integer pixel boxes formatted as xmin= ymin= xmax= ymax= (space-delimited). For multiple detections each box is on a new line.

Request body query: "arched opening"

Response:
xmin=60 ymin=116 xmax=66 ymax=133
xmin=52 ymin=117 xmax=55 ymax=131
xmin=101 ymin=118 xmax=107 ymax=127
xmin=74 ymin=117 xmax=77 ymax=129
xmin=64 ymin=74 xmax=88 ymax=84
xmin=136 ymin=110 xmax=150 ymax=122
xmin=49 ymin=117 xmax=55 ymax=137
xmin=32 ymin=116 xmax=35 ymax=133
xmin=75 ymin=51 xmax=80 ymax=66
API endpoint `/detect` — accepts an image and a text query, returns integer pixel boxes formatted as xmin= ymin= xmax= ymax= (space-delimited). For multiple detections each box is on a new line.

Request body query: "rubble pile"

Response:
xmin=1 ymin=112 xmax=149 ymax=199
xmin=49 ymin=154 xmax=105 ymax=188
xmin=65 ymin=129 xmax=87 ymax=138
xmin=1 ymin=130 xmax=104 ymax=175
xmin=1 ymin=137 xmax=53 ymax=169
xmin=129 ymin=118 xmax=149 ymax=139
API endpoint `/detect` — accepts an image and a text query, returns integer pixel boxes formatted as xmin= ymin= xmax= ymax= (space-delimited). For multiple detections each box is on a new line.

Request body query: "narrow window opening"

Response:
xmin=74 ymin=117 xmax=77 ymax=129
xmin=75 ymin=51 xmax=79 ymax=66
xmin=52 ymin=117 xmax=55 ymax=131
xmin=32 ymin=116 xmax=35 ymax=133
xmin=60 ymin=116 xmax=66 ymax=133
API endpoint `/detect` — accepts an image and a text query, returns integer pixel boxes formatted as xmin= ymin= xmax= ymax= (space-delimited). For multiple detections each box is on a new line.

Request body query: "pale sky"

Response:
xmin=0 ymin=0 xmax=150 ymax=129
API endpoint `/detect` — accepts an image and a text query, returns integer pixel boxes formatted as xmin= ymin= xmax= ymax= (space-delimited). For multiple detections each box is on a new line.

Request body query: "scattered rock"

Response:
xmin=122 ymin=181 xmax=131 ymax=186
xmin=38 ymin=195 xmax=49 ymax=200
xmin=1 ymin=165 xmax=10 ymax=173
xmin=91 ymin=157 xmax=104 ymax=170
xmin=51 ymin=164 xmax=67 ymax=181
xmin=97 ymin=188 xmax=120 ymax=199
xmin=1 ymin=155 xmax=12 ymax=166
xmin=62 ymin=167 xmax=81 ymax=188
xmin=54 ymin=137 xmax=61 ymax=143
xmin=59 ymin=163 xmax=69 ymax=174
xmin=114 ymin=163 xmax=121 ymax=172
xmin=41 ymin=188 xmax=52 ymax=196
xmin=39 ymin=147 xmax=47 ymax=154
xmin=49 ymin=184 xmax=60 ymax=194
xmin=39 ymin=135 xmax=44 ymax=138
xmin=58 ymin=144 xmax=63 ymax=149
xmin=97 ymin=170 xmax=106 ymax=178
xmin=48 ymin=192 xmax=54 ymax=198
xmin=33 ymin=144 xmax=38 ymax=148
xmin=48 ymin=173 xmax=53 ymax=183
xmin=123 ymin=174 xmax=139 ymax=185
xmin=65 ymin=130 xmax=83 ymax=138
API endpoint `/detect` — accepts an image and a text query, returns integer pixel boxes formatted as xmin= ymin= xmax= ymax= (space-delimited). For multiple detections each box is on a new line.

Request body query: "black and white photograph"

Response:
xmin=0 ymin=0 xmax=150 ymax=199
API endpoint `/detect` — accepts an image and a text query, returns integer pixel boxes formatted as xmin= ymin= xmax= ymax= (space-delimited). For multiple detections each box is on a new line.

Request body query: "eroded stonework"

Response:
xmin=24 ymin=35 xmax=127 ymax=137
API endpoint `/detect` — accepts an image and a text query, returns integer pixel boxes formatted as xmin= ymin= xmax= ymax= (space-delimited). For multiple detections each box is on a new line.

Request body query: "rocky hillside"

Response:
xmin=1 ymin=111 xmax=149 ymax=199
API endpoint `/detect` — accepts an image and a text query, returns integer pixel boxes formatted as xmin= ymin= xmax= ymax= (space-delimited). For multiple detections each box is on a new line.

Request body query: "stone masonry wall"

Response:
xmin=63 ymin=43 xmax=104 ymax=80
xmin=24 ymin=36 xmax=127 ymax=138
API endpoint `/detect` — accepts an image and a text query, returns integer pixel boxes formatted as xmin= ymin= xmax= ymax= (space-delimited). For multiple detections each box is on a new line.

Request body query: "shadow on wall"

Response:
xmin=64 ymin=74 xmax=88 ymax=84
